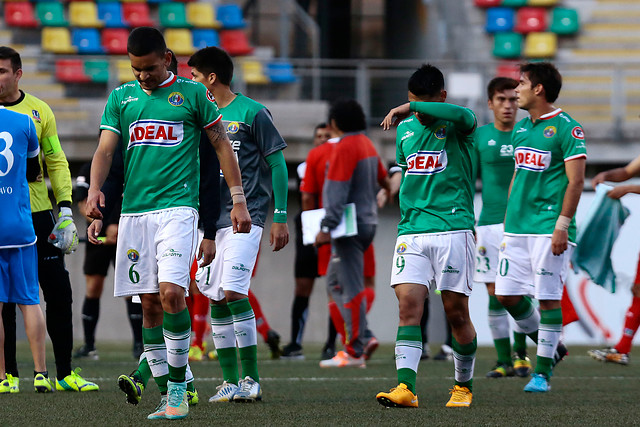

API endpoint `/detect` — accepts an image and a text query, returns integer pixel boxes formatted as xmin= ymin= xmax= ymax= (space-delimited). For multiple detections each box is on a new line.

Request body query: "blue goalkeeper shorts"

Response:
xmin=0 ymin=244 xmax=40 ymax=305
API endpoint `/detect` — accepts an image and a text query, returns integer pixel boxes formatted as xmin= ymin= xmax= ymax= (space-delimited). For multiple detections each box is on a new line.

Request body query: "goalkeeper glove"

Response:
xmin=48 ymin=207 xmax=78 ymax=254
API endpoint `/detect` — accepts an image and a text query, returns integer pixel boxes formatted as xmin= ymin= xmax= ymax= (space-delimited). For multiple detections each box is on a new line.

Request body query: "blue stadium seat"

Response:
xmin=266 ymin=62 xmax=297 ymax=84
xmin=486 ymin=8 xmax=515 ymax=33
xmin=217 ymin=4 xmax=245 ymax=29
xmin=192 ymin=29 xmax=219 ymax=49
xmin=97 ymin=3 xmax=126 ymax=28
xmin=72 ymin=28 xmax=104 ymax=54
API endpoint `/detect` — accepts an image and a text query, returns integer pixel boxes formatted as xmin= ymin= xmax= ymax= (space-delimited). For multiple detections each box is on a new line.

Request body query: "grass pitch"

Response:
xmin=3 ymin=342 xmax=638 ymax=426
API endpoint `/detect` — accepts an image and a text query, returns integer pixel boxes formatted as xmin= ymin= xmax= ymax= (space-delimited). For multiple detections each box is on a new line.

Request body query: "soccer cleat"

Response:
xmin=588 ymin=348 xmax=629 ymax=365
xmin=446 ymin=385 xmax=472 ymax=407
xmin=552 ymin=342 xmax=568 ymax=367
xmin=147 ymin=395 xmax=168 ymax=420
xmin=0 ymin=378 xmax=10 ymax=394
xmin=165 ymin=380 xmax=189 ymax=420
xmin=188 ymin=345 xmax=204 ymax=362
xmin=486 ymin=363 xmax=515 ymax=378
xmin=376 ymin=383 xmax=419 ymax=408
xmin=320 ymin=344 xmax=336 ymax=360
xmin=513 ymin=353 xmax=533 ymax=377
xmin=73 ymin=344 xmax=99 ymax=361
xmin=281 ymin=343 xmax=305 ymax=360
xmin=209 ymin=381 xmax=240 ymax=403
xmin=33 ymin=373 xmax=52 ymax=393
xmin=233 ymin=376 xmax=262 ymax=402
xmin=434 ymin=344 xmax=453 ymax=361
xmin=524 ymin=373 xmax=551 ymax=392
xmin=56 ymin=368 xmax=99 ymax=392
xmin=363 ymin=336 xmax=379 ymax=360
xmin=118 ymin=373 xmax=145 ymax=405
xmin=187 ymin=388 xmax=199 ymax=406
xmin=0 ymin=374 xmax=19 ymax=394
xmin=319 ymin=350 xmax=365 ymax=368
xmin=207 ymin=349 xmax=218 ymax=361
xmin=420 ymin=344 xmax=431 ymax=360
xmin=266 ymin=330 xmax=281 ymax=359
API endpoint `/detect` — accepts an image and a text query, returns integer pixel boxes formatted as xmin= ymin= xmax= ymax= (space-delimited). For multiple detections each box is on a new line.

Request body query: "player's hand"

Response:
xmin=314 ymin=230 xmax=331 ymax=247
xmin=381 ymin=103 xmax=412 ymax=130
xmin=198 ymin=238 xmax=216 ymax=267
xmin=48 ymin=207 xmax=78 ymax=254
xmin=86 ymin=188 xmax=105 ymax=219
xmin=607 ymin=185 xmax=630 ymax=200
xmin=591 ymin=172 xmax=608 ymax=189
xmin=230 ymin=202 xmax=251 ymax=233
xmin=551 ymin=229 xmax=568 ymax=256
xmin=87 ymin=219 xmax=103 ymax=245
xmin=105 ymin=224 xmax=118 ymax=245
xmin=377 ymin=188 xmax=390 ymax=208
xmin=270 ymin=222 xmax=289 ymax=252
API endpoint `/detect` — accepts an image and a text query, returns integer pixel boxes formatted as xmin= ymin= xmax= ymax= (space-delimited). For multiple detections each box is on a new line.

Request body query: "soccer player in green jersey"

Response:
xmin=85 ymin=28 xmax=251 ymax=420
xmin=187 ymin=46 xmax=289 ymax=403
xmin=495 ymin=62 xmax=586 ymax=393
xmin=376 ymin=64 xmax=478 ymax=408
xmin=473 ymin=77 xmax=532 ymax=379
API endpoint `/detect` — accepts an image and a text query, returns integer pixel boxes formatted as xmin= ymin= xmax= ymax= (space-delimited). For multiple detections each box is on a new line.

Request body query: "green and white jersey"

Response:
xmin=396 ymin=115 xmax=476 ymax=236
xmin=473 ymin=123 xmax=515 ymax=226
xmin=505 ymin=108 xmax=586 ymax=241
xmin=218 ymin=94 xmax=286 ymax=229
xmin=100 ymin=74 xmax=222 ymax=214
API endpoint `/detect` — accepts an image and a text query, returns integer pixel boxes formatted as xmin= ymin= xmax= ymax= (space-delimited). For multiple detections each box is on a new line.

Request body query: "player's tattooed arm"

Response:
xmin=205 ymin=120 xmax=229 ymax=145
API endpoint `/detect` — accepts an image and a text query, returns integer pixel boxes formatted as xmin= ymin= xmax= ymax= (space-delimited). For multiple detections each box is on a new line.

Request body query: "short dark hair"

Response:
xmin=408 ymin=64 xmax=445 ymax=97
xmin=314 ymin=122 xmax=327 ymax=132
xmin=520 ymin=62 xmax=562 ymax=103
xmin=187 ymin=47 xmax=234 ymax=86
xmin=328 ymin=98 xmax=366 ymax=133
xmin=487 ymin=76 xmax=518 ymax=100
xmin=0 ymin=46 xmax=21 ymax=72
xmin=127 ymin=27 xmax=167 ymax=57
xmin=167 ymin=49 xmax=178 ymax=74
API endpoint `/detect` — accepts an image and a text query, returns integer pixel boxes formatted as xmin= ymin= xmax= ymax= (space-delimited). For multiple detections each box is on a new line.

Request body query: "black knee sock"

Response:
xmin=290 ymin=296 xmax=309 ymax=345
xmin=82 ymin=298 xmax=100 ymax=349
xmin=2 ymin=303 xmax=19 ymax=377
xmin=126 ymin=299 xmax=143 ymax=345
xmin=326 ymin=316 xmax=337 ymax=348
xmin=420 ymin=298 xmax=429 ymax=344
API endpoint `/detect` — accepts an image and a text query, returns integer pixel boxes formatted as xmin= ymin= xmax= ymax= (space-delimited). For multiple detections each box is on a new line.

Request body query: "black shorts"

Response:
xmin=294 ymin=213 xmax=318 ymax=279
xmin=83 ymin=242 xmax=116 ymax=276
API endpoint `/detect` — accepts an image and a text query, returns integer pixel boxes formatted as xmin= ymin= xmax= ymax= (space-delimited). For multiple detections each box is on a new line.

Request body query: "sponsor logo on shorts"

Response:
xmin=162 ymin=248 xmax=183 ymax=258
xmin=543 ymin=126 xmax=556 ymax=138
xmin=434 ymin=125 xmax=447 ymax=139
xmin=442 ymin=265 xmax=460 ymax=274
xmin=232 ymin=263 xmax=250 ymax=273
xmin=478 ymin=246 xmax=487 ymax=256
xmin=168 ymin=92 xmax=184 ymax=106
xmin=235 ymin=330 xmax=247 ymax=337
xmin=128 ymin=120 xmax=184 ymax=148
xmin=127 ymin=249 xmax=140 ymax=263
xmin=536 ymin=268 xmax=554 ymax=276
xmin=396 ymin=243 xmax=407 ymax=254
xmin=227 ymin=122 xmax=240 ymax=134
xmin=571 ymin=126 xmax=584 ymax=140
xmin=406 ymin=150 xmax=448 ymax=175
xmin=514 ymin=147 xmax=551 ymax=172
xmin=500 ymin=242 xmax=506 ymax=252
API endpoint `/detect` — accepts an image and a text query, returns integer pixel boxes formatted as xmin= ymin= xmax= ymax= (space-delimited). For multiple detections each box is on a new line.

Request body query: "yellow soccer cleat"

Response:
xmin=513 ymin=354 xmax=533 ymax=377
xmin=446 ymin=385 xmax=472 ymax=408
xmin=56 ymin=368 xmax=99 ymax=392
xmin=188 ymin=345 xmax=203 ymax=362
xmin=376 ymin=383 xmax=418 ymax=408
xmin=0 ymin=374 xmax=20 ymax=394
xmin=34 ymin=373 xmax=52 ymax=393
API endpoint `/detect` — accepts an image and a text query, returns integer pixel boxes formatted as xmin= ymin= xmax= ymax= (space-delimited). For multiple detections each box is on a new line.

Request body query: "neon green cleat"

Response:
xmin=34 ymin=373 xmax=52 ymax=393
xmin=187 ymin=388 xmax=199 ymax=406
xmin=0 ymin=374 xmax=20 ymax=394
xmin=56 ymin=368 xmax=99 ymax=392
xmin=118 ymin=373 xmax=145 ymax=405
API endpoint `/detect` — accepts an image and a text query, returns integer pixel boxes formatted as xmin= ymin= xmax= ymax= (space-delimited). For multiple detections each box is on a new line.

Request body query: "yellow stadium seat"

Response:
xmin=527 ymin=0 xmax=558 ymax=6
xmin=187 ymin=3 xmax=221 ymax=29
xmin=117 ymin=59 xmax=133 ymax=83
xmin=241 ymin=59 xmax=268 ymax=84
xmin=524 ymin=32 xmax=557 ymax=58
xmin=69 ymin=2 xmax=104 ymax=28
xmin=42 ymin=27 xmax=76 ymax=54
xmin=165 ymin=29 xmax=195 ymax=56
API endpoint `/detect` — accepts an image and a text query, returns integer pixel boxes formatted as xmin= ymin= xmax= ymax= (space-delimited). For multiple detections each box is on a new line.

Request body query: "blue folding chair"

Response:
xmin=72 ymin=28 xmax=105 ymax=54
xmin=98 ymin=3 xmax=126 ymax=28
xmin=217 ymin=4 xmax=245 ymax=29
xmin=486 ymin=7 xmax=515 ymax=33
xmin=192 ymin=29 xmax=219 ymax=49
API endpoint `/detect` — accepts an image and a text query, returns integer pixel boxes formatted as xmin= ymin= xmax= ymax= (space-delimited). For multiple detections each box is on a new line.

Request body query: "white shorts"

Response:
xmin=389 ymin=231 xmax=475 ymax=296
xmin=473 ymin=223 xmax=503 ymax=284
xmin=196 ymin=225 xmax=263 ymax=301
xmin=494 ymin=234 xmax=573 ymax=300
xmin=114 ymin=208 xmax=199 ymax=297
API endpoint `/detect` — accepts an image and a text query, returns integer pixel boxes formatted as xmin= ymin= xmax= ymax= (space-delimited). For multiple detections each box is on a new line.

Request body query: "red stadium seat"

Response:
xmin=474 ymin=0 xmax=502 ymax=7
xmin=122 ymin=3 xmax=155 ymax=27
xmin=55 ymin=59 xmax=90 ymax=83
xmin=514 ymin=7 xmax=548 ymax=33
xmin=102 ymin=28 xmax=129 ymax=54
xmin=496 ymin=62 xmax=521 ymax=80
xmin=220 ymin=30 xmax=253 ymax=56
xmin=4 ymin=2 xmax=39 ymax=28
xmin=178 ymin=62 xmax=192 ymax=79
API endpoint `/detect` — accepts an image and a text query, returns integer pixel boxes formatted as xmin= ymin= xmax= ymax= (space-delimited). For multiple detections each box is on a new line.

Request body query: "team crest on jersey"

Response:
xmin=571 ymin=126 xmax=584 ymax=140
xmin=500 ymin=242 xmax=506 ymax=252
xmin=31 ymin=110 xmax=41 ymax=123
xmin=543 ymin=126 xmax=556 ymax=138
xmin=128 ymin=120 xmax=184 ymax=148
xmin=514 ymin=147 xmax=551 ymax=172
xmin=396 ymin=243 xmax=407 ymax=254
xmin=434 ymin=125 xmax=447 ymax=139
xmin=206 ymin=90 xmax=216 ymax=103
xmin=227 ymin=122 xmax=240 ymax=134
xmin=127 ymin=249 xmax=140 ymax=263
xmin=406 ymin=150 xmax=448 ymax=175
xmin=478 ymin=246 xmax=487 ymax=256
xmin=168 ymin=92 xmax=184 ymax=106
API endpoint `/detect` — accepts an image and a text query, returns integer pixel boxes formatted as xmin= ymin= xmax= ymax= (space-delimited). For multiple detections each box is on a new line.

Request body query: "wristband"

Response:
xmin=321 ymin=225 xmax=330 ymax=234
xmin=232 ymin=194 xmax=246 ymax=204
xmin=230 ymin=185 xmax=244 ymax=197
xmin=555 ymin=215 xmax=571 ymax=231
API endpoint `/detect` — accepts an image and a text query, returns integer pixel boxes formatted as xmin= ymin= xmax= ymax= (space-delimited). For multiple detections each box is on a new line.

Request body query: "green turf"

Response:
xmin=3 ymin=342 xmax=638 ymax=425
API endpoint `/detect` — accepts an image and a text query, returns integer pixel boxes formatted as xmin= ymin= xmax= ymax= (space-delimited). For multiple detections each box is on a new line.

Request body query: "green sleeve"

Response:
xmin=265 ymin=150 xmax=288 ymax=223
xmin=409 ymin=102 xmax=476 ymax=134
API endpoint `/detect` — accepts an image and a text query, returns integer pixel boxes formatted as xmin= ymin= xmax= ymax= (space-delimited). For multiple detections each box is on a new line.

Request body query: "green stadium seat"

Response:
xmin=4 ymin=2 xmax=39 ymax=28
xmin=165 ymin=29 xmax=195 ymax=55
xmin=36 ymin=2 xmax=68 ymax=27
xmin=524 ymin=32 xmax=557 ymax=58
xmin=493 ymin=32 xmax=522 ymax=58
xmin=42 ymin=27 xmax=76 ymax=53
xmin=84 ymin=60 xmax=110 ymax=83
xmin=502 ymin=0 xmax=527 ymax=6
xmin=69 ymin=1 xmax=104 ymax=28
xmin=550 ymin=8 xmax=580 ymax=35
xmin=159 ymin=3 xmax=189 ymax=28
xmin=527 ymin=0 xmax=558 ymax=6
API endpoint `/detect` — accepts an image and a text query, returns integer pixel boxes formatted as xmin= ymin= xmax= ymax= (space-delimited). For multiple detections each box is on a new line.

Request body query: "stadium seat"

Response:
xmin=187 ymin=3 xmax=221 ymax=29
xmin=117 ymin=59 xmax=133 ymax=83
xmin=495 ymin=62 xmax=521 ymax=80
xmin=485 ymin=8 xmax=515 ymax=33
xmin=550 ymin=8 xmax=580 ymax=35
xmin=122 ymin=3 xmax=155 ymax=27
xmin=493 ymin=32 xmax=522 ymax=58
xmin=55 ymin=59 xmax=90 ymax=83
xmin=217 ymin=4 xmax=246 ymax=29
xmin=159 ymin=3 xmax=189 ymax=28
xmin=102 ymin=28 xmax=129 ymax=54
xmin=42 ymin=28 xmax=76 ymax=54
xmin=192 ymin=29 xmax=219 ymax=49
xmin=502 ymin=0 xmax=527 ymax=6
xmin=4 ymin=2 xmax=39 ymax=28
xmin=148 ymin=0 xmax=171 ymax=3
xmin=97 ymin=3 xmax=126 ymax=28
xmin=527 ymin=0 xmax=558 ymax=6
xmin=474 ymin=0 xmax=502 ymax=7
xmin=524 ymin=32 xmax=557 ymax=57
xmin=177 ymin=62 xmax=191 ymax=79
xmin=514 ymin=7 xmax=547 ymax=33
xmin=69 ymin=2 xmax=104 ymax=27
xmin=84 ymin=60 xmax=110 ymax=83
xmin=266 ymin=62 xmax=297 ymax=84
xmin=240 ymin=59 xmax=268 ymax=85
xmin=220 ymin=30 xmax=253 ymax=56
xmin=36 ymin=2 xmax=68 ymax=27
xmin=165 ymin=29 xmax=195 ymax=55
xmin=121 ymin=0 xmax=146 ymax=3
xmin=72 ymin=28 xmax=105 ymax=54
